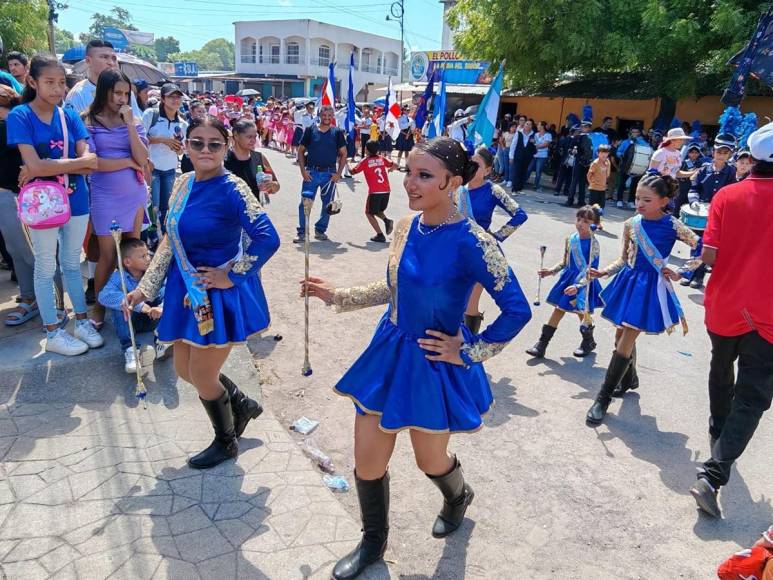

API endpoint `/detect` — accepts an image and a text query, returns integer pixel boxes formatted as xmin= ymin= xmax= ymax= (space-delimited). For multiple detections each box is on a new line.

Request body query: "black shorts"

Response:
xmin=291 ymin=127 xmax=304 ymax=147
xmin=396 ymin=132 xmax=414 ymax=152
xmin=366 ymin=192 xmax=390 ymax=214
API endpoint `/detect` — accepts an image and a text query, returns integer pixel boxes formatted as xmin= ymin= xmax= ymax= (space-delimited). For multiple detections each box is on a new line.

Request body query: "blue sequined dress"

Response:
xmin=545 ymin=233 xmax=604 ymax=313
xmin=137 ymin=173 xmax=280 ymax=347
xmin=331 ymin=215 xmax=532 ymax=433
xmin=464 ymin=181 xmax=528 ymax=240
xmin=600 ymin=214 xmax=699 ymax=334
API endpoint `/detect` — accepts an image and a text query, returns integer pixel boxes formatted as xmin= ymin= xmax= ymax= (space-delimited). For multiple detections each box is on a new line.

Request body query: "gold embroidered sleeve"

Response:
xmin=232 ymin=254 xmax=259 ymax=274
xmin=671 ymin=216 xmax=700 ymax=249
xmin=230 ymin=174 xmax=265 ymax=222
xmin=491 ymin=184 xmax=521 ymax=215
xmin=460 ymin=339 xmax=509 ymax=363
xmin=333 ymin=280 xmax=391 ymax=313
xmin=468 ymin=221 xmax=511 ymax=292
xmin=602 ymin=220 xmax=631 ymax=276
xmin=547 ymin=236 xmax=570 ymax=275
xmin=137 ymin=236 xmax=172 ymax=301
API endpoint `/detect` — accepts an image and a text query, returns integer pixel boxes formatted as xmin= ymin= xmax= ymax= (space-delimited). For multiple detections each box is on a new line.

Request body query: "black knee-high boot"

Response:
xmin=427 ymin=456 xmax=474 ymax=538
xmin=332 ymin=472 xmax=389 ymax=580
xmin=573 ymin=325 xmax=597 ymax=357
xmin=586 ymin=352 xmax=632 ymax=426
xmin=612 ymin=345 xmax=639 ymax=397
xmin=464 ymin=313 xmax=484 ymax=335
xmin=219 ymin=373 xmax=263 ymax=438
xmin=188 ymin=391 xmax=238 ymax=469
xmin=526 ymin=324 xmax=557 ymax=358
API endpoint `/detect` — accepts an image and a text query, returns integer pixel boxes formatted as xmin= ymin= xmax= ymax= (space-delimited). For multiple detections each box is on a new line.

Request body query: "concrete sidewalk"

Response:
xmin=0 ymin=302 xmax=361 ymax=579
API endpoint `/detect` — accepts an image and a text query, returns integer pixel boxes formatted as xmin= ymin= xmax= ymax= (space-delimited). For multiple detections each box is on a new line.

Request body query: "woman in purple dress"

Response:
xmin=84 ymin=69 xmax=149 ymax=326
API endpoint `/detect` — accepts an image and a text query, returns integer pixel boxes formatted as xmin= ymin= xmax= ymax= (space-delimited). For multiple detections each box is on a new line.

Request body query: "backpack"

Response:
xmin=17 ymin=107 xmax=72 ymax=230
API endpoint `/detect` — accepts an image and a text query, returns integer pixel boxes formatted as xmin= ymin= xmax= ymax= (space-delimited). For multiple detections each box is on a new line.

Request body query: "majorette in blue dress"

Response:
xmin=137 ymin=172 xmax=280 ymax=347
xmin=599 ymin=214 xmax=700 ymax=334
xmin=545 ymin=233 xmax=604 ymax=313
xmin=456 ymin=181 xmax=528 ymax=240
xmin=331 ymin=215 xmax=532 ymax=433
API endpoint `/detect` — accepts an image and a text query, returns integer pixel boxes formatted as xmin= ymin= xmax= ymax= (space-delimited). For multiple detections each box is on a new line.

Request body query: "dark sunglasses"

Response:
xmin=187 ymin=138 xmax=226 ymax=153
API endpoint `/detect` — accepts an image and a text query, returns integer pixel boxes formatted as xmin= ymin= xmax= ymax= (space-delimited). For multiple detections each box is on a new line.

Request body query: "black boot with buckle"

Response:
xmin=586 ymin=352 xmax=632 ymax=426
xmin=427 ymin=456 xmax=474 ymax=538
xmin=219 ymin=373 xmax=263 ymax=438
xmin=332 ymin=471 xmax=390 ymax=580
xmin=612 ymin=346 xmax=639 ymax=397
xmin=526 ymin=324 xmax=557 ymax=358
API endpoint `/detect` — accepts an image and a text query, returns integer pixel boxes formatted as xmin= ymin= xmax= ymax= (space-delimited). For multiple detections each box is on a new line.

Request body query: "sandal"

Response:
xmin=5 ymin=301 xmax=40 ymax=327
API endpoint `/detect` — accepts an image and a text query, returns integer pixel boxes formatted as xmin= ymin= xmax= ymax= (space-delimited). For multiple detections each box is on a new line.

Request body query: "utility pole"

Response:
xmin=386 ymin=0 xmax=404 ymax=81
xmin=47 ymin=0 xmax=68 ymax=54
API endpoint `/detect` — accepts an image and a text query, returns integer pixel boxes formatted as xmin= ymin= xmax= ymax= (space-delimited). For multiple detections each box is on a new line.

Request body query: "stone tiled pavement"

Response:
xmin=0 ymin=323 xmax=362 ymax=580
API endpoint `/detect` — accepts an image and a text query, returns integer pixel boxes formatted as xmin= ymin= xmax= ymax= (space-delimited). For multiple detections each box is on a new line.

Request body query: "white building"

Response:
xmin=234 ymin=19 xmax=402 ymax=100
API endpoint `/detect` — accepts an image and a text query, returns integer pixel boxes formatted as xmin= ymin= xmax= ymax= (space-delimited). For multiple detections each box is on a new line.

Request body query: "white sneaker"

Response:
xmin=627 ymin=202 xmax=636 ymax=210
xmin=124 ymin=345 xmax=155 ymax=375
xmin=155 ymin=342 xmax=172 ymax=360
xmin=124 ymin=347 xmax=137 ymax=374
xmin=74 ymin=321 xmax=104 ymax=349
xmin=616 ymin=200 xmax=624 ymax=208
xmin=46 ymin=329 xmax=89 ymax=356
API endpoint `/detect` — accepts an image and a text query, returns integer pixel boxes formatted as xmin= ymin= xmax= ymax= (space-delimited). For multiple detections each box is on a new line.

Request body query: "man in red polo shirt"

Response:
xmin=690 ymin=122 xmax=773 ymax=519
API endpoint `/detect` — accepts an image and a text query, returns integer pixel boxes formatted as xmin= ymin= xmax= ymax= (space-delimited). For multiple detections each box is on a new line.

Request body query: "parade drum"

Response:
xmin=628 ymin=143 xmax=653 ymax=176
xmin=680 ymin=202 xmax=710 ymax=231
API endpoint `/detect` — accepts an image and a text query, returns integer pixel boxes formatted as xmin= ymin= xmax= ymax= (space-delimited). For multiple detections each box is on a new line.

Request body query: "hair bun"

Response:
xmin=461 ymin=159 xmax=479 ymax=185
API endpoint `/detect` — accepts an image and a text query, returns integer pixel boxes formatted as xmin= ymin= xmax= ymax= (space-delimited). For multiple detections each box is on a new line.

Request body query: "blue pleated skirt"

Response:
xmin=334 ymin=313 xmax=494 ymax=433
xmin=546 ymin=268 xmax=604 ymax=313
xmin=156 ymin=263 xmax=270 ymax=348
xmin=600 ymin=265 xmax=682 ymax=334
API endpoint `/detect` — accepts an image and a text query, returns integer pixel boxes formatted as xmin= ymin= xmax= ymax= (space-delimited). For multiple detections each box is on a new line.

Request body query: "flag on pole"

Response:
xmin=467 ymin=64 xmax=504 ymax=148
xmin=414 ymin=64 xmax=435 ymax=130
xmin=385 ymin=77 xmax=401 ymax=141
xmin=428 ymin=71 xmax=446 ymax=138
xmin=345 ymin=52 xmax=356 ymax=139
xmin=320 ymin=62 xmax=336 ymax=109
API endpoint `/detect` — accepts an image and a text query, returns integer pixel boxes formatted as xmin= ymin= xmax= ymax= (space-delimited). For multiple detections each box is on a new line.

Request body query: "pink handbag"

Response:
xmin=17 ymin=107 xmax=72 ymax=230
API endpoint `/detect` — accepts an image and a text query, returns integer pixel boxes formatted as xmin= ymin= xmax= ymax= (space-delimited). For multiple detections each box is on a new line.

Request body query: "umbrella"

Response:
xmin=237 ymin=88 xmax=260 ymax=97
xmin=72 ymin=53 xmax=168 ymax=84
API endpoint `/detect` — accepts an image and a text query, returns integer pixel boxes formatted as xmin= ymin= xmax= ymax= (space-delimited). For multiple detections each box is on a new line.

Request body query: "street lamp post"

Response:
xmin=386 ymin=0 xmax=404 ymax=82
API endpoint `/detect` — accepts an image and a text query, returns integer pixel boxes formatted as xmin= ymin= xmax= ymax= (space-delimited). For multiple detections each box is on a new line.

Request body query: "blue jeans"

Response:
xmin=497 ymin=148 xmax=510 ymax=181
xmin=28 ymin=214 xmax=89 ymax=326
xmin=151 ymin=168 xmax=176 ymax=234
xmin=297 ymin=170 xmax=336 ymax=235
xmin=111 ymin=307 xmax=159 ymax=350
xmin=525 ymin=157 xmax=547 ymax=189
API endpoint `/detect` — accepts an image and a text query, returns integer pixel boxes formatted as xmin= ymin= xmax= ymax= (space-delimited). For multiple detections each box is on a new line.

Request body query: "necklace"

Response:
xmin=417 ymin=208 xmax=459 ymax=235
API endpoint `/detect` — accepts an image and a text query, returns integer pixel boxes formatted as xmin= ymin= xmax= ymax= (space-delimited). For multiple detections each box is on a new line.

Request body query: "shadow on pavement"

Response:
xmin=400 ymin=520 xmax=475 ymax=580
xmin=486 ymin=376 xmax=539 ymax=427
xmin=526 ymin=354 xmax=605 ymax=400
xmin=294 ymin=240 xmax=349 ymax=259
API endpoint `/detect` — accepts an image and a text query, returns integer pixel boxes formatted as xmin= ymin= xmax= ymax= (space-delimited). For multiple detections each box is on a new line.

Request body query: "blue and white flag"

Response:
xmin=345 ymin=52 xmax=356 ymax=139
xmin=428 ymin=72 xmax=446 ymax=139
xmin=414 ymin=64 xmax=435 ymax=130
xmin=468 ymin=64 xmax=504 ymax=147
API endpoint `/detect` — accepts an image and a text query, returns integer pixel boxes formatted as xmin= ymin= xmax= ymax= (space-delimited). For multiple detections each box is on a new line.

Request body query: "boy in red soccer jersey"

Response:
xmin=350 ymin=140 xmax=395 ymax=243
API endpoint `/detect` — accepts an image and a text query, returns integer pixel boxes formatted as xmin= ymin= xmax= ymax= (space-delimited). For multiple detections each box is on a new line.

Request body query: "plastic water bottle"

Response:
xmin=301 ymin=439 xmax=335 ymax=473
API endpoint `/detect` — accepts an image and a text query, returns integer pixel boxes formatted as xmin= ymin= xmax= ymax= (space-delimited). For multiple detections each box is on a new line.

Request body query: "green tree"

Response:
xmin=0 ymin=0 xmax=48 ymax=55
xmin=448 ymin=0 xmax=768 ymax=100
xmin=79 ymin=6 xmax=137 ymax=45
xmin=168 ymin=49 xmax=223 ymax=71
xmin=201 ymin=38 xmax=234 ymax=70
xmin=54 ymin=27 xmax=77 ymax=53
xmin=154 ymin=36 xmax=180 ymax=62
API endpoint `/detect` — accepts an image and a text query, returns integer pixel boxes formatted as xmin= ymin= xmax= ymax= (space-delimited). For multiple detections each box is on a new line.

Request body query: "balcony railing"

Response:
xmin=383 ymin=66 xmax=399 ymax=76
xmin=361 ymin=63 xmax=380 ymax=73
xmin=284 ymin=55 xmax=305 ymax=65
xmin=310 ymin=57 xmax=331 ymax=67
xmin=241 ymin=55 xmax=256 ymax=64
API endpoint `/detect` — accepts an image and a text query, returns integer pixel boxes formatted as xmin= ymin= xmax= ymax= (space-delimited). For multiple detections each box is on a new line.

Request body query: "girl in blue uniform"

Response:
xmin=526 ymin=205 xmax=604 ymax=359
xmin=302 ymin=137 xmax=532 ymax=580
xmin=586 ymin=173 xmax=700 ymax=426
xmin=459 ymin=147 xmax=528 ymax=333
xmin=127 ymin=115 xmax=280 ymax=468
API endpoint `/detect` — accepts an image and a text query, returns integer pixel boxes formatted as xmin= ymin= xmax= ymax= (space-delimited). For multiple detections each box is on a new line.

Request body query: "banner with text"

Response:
xmin=409 ymin=51 xmax=491 ymax=84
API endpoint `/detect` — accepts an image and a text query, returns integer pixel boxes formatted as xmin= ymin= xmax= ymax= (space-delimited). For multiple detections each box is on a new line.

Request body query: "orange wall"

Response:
xmin=503 ymin=95 xmax=773 ymax=131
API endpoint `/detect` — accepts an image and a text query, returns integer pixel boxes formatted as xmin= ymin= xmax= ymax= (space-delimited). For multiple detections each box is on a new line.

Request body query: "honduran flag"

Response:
xmin=320 ymin=62 xmax=336 ymax=123
xmin=384 ymin=77 xmax=401 ymax=140
xmin=468 ymin=64 xmax=504 ymax=147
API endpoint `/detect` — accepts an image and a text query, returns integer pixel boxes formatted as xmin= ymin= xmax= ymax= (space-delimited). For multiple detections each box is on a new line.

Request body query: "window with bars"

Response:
xmin=318 ymin=45 xmax=331 ymax=67
xmin=240 ymin=38 xmax=256 ymax=64
xmin=287 ymin=42 xmax=300 ymax=64
xmin=270 ymin=44 xmax=280 ymax=64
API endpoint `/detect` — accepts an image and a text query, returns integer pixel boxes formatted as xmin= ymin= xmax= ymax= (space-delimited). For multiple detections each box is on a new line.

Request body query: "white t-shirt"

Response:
xmin=65 ymin=78 xmax=142 ymax=118
xmin=449 ymin=118 xmax=466 ymax=143
xmin=398 ymin=115 xmax=415 ymax=131
xmin=533 ymin=131 xmax=553 ymax=158
xmin=649 ymin=147 xmax=682 ymax=178
xmin=141 ymin=108 xmax=188 ymax=172
xmin=293 ymin=108 xmax=305 ymax=126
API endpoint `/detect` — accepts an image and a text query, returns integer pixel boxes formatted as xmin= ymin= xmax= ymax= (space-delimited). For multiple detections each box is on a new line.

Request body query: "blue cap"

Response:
xmin=133 ymin=79 xmax=149 ymax=91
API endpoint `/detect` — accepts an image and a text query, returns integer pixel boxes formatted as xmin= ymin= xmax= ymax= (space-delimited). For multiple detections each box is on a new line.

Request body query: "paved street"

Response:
xmin=0 ymin=148 xmax=770 ymax=579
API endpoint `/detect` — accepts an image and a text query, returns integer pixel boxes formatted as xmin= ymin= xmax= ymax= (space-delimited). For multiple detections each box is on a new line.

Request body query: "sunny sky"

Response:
xmin=58 ymin=0 xmax=445 ymax=54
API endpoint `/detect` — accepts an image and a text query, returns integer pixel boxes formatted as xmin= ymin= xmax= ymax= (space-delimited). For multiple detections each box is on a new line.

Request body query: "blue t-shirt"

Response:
xmin=0 ymin=71 xmax=23 ymax=94
xmin=301 ymin=125 xmax=346 ymax=170
xmin=7 ymin=104 xmax=90 ymax=216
